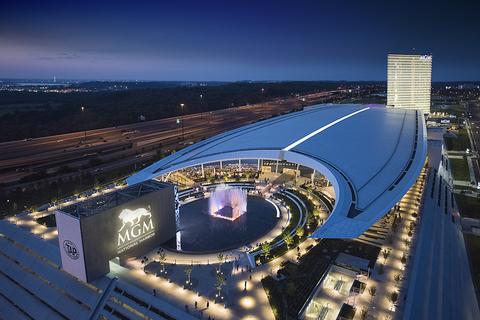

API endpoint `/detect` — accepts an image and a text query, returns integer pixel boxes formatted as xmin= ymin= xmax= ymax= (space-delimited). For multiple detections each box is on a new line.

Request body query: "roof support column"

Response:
xmin=174 ymin=186 xmax=182 ymax=251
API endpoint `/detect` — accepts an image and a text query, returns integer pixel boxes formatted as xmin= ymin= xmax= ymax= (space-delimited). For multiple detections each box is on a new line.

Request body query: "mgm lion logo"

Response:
xmin=118 ymin=206 xmax=152 ymax=232
xmin=117 ymin=206 xmax=154 ymax=248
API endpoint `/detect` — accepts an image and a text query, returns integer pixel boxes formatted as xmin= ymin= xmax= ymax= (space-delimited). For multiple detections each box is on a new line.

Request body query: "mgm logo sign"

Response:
xmin=117 ymin=206 xmax=156 ymax=254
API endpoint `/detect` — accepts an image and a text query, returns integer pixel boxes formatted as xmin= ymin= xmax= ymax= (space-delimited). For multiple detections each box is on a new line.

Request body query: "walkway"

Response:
xmin=350 ymin=171 xmax=426 ymax=320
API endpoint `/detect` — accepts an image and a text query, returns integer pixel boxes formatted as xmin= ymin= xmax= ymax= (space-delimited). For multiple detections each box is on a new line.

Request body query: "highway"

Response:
xmin=0 ymin=91 xmax=340 ymax=185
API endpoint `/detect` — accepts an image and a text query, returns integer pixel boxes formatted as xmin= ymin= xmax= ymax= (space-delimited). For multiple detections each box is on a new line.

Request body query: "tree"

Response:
xmin=158 ymin=250 xmax=167 ymax=273
xmin=184 ymin=265 xmax=193 ymax=285
xmin=368 ymin=286 xmax=377 ymax=302
xmin=295 ymin=227 xmax=304 ymax=239
xmin=261 ymin=242 xmax=271 ymax=259
xmin=217 ymin=253 xmax=225 ymax=273
xmin=283 ymin=233 xmax=294 ymax=249
xmin=392 ymin=220 xmax=398 ymax=232
xmin=360 ymin=307 xmax=368 ymax=320
xmin=382 ymin=249 xmax=390 ymax=262
xmin=394 ymin=274 xmax=402 ymax=286
xmin=389 ymin=291 xmax=399 ymax=305
xmin=215 ymin=273 xmax=226 ymax=298
xmin=141 ymin=256 xmax=149 ymax=272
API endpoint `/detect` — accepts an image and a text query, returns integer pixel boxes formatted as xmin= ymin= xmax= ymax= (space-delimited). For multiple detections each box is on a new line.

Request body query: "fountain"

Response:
xmin=209 ymin=184 xmax=247 ymax=221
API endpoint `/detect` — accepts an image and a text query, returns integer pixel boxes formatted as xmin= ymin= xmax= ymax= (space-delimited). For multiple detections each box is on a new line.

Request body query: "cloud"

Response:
xmin=37 ymin=52 xmax=81 ymax=60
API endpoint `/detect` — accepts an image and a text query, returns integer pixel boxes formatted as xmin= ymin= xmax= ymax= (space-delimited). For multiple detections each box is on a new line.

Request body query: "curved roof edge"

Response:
xmin=126 ymin=104 xmax=427 ymax=239
xmin=313 ymin=116 xmax=427 ymax=238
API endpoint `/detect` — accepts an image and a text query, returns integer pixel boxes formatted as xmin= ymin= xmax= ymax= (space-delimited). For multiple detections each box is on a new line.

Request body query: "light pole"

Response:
xmin=81 ymin=106 xmax=87 ymax=143
xmin=261 ymin=88 xmax=265 ymax=118
xmin=199 ymin=94 xmax=203 ymax=119
xmin=180 ymin=103 xmax=185 ymax=143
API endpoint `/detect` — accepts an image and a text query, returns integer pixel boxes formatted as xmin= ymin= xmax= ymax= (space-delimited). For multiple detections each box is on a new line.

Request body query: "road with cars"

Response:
xmin=0 ymin=91 xmax=340 ymax=185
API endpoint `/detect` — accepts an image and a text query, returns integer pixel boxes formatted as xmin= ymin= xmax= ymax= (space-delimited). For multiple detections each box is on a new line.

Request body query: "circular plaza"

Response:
xmin=165 ymin=194 xmax=280 ymax=253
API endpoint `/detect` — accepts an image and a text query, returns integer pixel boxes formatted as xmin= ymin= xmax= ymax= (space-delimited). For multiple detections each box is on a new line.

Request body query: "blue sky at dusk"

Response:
xmin=1 ymin=0 xmax=479 ymax=81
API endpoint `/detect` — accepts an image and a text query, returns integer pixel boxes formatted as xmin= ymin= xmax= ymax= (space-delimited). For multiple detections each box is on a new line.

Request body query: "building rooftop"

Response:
xmin=335 ymin=252 xmax=371 ymax=272
xmin=127 ymin=104 xmax=427 ymax=238
xmin=60 ymin=180 xmax=170 ymax=217
xmin=0 ymin=217 xmax=196 ymax=320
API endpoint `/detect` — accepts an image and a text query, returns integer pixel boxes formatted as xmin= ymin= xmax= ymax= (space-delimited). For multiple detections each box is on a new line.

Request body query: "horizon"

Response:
xmin=1 ymin=77 xmax=480 ymax=84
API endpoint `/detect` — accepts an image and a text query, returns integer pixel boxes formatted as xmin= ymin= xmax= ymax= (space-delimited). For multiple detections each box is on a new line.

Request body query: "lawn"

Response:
xmin=262 ymin=241 xmax=333 ymax=319
xmin=444 ymin=128 xmax=471 ymax=151
xmin=455 ymin=194 xmax=480 ymax=219
xmin=450 ymin=158 xmax=471 ymax=181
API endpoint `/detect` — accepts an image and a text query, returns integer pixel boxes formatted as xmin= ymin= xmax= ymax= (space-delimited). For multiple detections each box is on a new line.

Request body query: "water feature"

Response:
xmin=209 ymin=184 xmax=247 ymax=221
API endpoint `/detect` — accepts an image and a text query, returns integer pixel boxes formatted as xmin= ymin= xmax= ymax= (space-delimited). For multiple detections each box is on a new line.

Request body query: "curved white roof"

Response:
xmin=127 ymin=104 xmax=427 ymax=238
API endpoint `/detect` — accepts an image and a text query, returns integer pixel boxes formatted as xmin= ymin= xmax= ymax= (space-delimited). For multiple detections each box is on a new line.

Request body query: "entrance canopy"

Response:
xmin=127 ymin=104 xmax=427 ymax=238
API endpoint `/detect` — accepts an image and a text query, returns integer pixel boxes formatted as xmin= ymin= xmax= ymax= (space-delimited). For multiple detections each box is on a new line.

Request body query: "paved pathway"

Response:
xmin=350 ymin=173 xmax=425 ymax=320
xmin=109 ymin=237 xmax=318 ymax=319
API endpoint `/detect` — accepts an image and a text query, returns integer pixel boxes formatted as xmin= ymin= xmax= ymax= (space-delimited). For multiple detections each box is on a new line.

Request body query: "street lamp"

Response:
xmin=81 ymin=106 xmax=87 ymax=143
xmin=261 ymin=88 xmax=266 ymax=118
xmin=180 ymin=103 xmax=185 ymax=143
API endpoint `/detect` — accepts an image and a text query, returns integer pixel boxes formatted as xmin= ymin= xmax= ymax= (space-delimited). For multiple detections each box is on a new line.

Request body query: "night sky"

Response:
xmin=1 ymin=0 xmax=479 ymax=81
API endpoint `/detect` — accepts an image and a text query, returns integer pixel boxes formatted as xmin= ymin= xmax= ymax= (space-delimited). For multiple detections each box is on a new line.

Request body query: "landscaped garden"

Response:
xmin=253 ymin=188 xmax=325 ymax=265
xmin=449 ymin=158 xmax=470 ymax=181
xmin=262 ymin=239 xmax=380 ymax=319
xmin=455 ymin=194 xmax=480 ymax=219
xmin=444 ymin=128 xmax=470 ymax=151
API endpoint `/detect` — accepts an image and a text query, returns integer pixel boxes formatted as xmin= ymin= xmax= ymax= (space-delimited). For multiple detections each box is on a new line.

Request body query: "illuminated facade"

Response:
xmin=387 ymin=54 xmax=432 ymax=115
xmin=55 ymin=180 xmax=175 ymax=281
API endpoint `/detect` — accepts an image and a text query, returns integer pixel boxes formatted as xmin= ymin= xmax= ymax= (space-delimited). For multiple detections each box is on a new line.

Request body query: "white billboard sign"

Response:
xmin=55 ymin=211 xmax=87 ymax=282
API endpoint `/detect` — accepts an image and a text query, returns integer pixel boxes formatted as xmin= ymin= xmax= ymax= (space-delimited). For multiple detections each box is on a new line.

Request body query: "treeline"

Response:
xmin=0 ymin=81 xmax=349 ymax=141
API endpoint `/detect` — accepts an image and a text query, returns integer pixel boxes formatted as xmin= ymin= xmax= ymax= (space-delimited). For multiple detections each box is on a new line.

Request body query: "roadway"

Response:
xmin=0 ymin=91 xmax=340 ymax=185
xmin=465 ymin=100 xmax=480 ymax=184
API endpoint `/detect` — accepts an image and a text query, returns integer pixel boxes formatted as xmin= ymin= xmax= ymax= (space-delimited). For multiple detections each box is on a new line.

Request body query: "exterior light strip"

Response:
xmin=283 ymin=107 xmax=370 ymax=151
